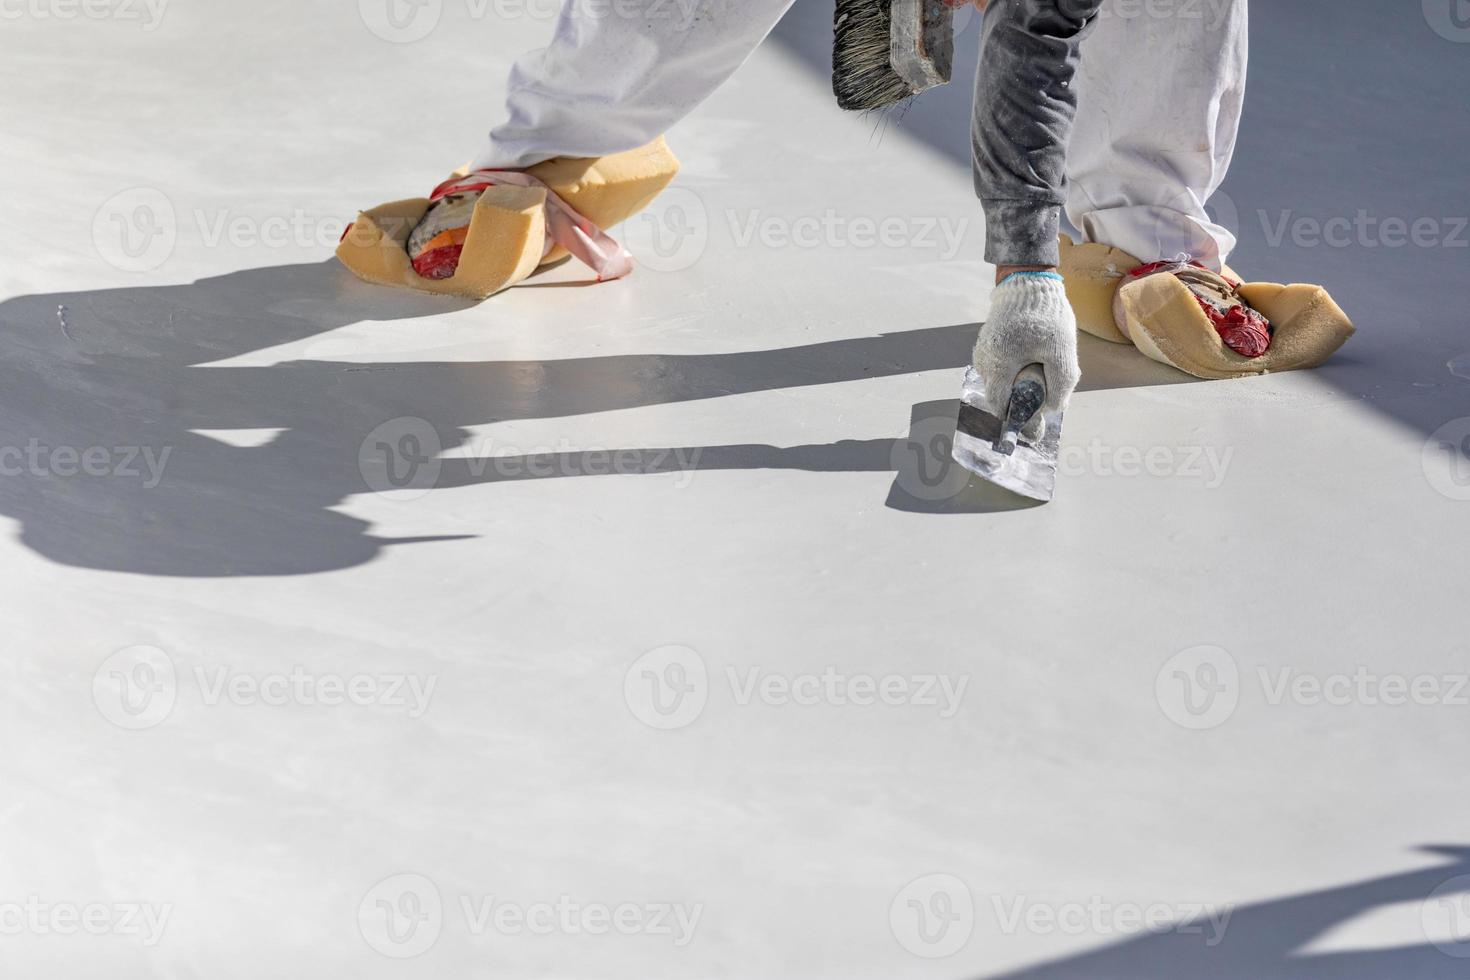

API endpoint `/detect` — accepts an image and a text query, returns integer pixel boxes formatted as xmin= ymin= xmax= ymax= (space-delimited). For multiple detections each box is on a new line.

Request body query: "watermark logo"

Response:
xmin=1423 ymin=417 xmax=1470 ymax=500
xmin=92 ymin=645 xmax=177 ymax=730
xmin=94 ymin=651 xmax=438 ymax=729
xmin=357 ymin=0 xmax=703 ymax=40
xmin=727 ymin=209 xmax=969 ymax=260
xmin=360 ymin=420 xmax=706 ymax=498
xmin=0 ymin=0 xmax=169 ymax=29
xmin=1259 ymin=666 xmax=1470 ymax=708
xmin=359 ymin=0 xmax=442 ymax=42
xmin=193 ymin=207 xmax=352 ymax=250
xmin=616 ymin=187 xmax=709 ymax=273
xmin=727 ymin=666 xmax=968 ymax=716
xmin=624 ymin=649 xmax=970 ymax=729
xmin=96 ymin=191 xmax=354 ymax=271
xmin=1422 ymin=875 xmax=1470 ymax=957
xmin=359 ymin=873 xmax=443 ymax=958
xmin=93 ymin=187 xmax=176 ymax=272
xmin=0 ymin=898 xmax=172 ymax=945
xmin=1090 ymin=0 xmax=1235 ymax=30
xmin=624 ymin=645 xmax=708 ymax=730
xmin=0 ymin=439 xmax=171 ymax=487
xmin=990 ymin=895 xmax=1232 ymax=945
xmin=615 ymin=194 xmax=972 ymax=272
xmin=359 ymin=417 xmax=443 ymax=501
xmin=1156 ymin=651 xmax=1469 ymax=728
xmin=1058 ymin=440 xmax=1233 ymax=487
xmin=1425 ymin=0 xmax=1470 ymax=42
xmin=1155 ymin=645 xmax=1239 ymax=730
xmin=191 ymin=666 xmax=438 ymax=717
xmin=890 ymin=873 xmax=974 ymax=958
xmin=460 ymin=895 xmax=702 ymax=945
xmin=890 ymin=414 xmax=972 ymax=502
xmin=358 ymin=875 xmax=702 ymax=954
xmin=1259 ymin=210 xmax=1467 ymax=250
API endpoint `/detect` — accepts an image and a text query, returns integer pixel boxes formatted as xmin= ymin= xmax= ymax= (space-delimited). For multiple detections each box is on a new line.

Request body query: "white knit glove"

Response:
xmin=970 ymin=272 xmax=1080 ymax=442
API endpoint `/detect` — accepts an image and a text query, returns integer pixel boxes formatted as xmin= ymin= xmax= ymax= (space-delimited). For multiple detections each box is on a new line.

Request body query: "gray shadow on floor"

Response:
xmin=971 ymin=845 xmax=1470 ymax=979
xmin=0 ymin=259 xmax=1195 ymax=575
xmin=6 ymin=259 xmax=1190 ymax=576
xmin=424 ymin=397 xmax=1045 ymax=515
xmin=770 ymin=0 xmax=1470 ymax=441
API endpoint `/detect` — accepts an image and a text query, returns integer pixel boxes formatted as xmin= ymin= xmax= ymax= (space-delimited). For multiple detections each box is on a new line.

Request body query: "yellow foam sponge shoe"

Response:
xmin=336 ymin=137 xmax=681 ymax=299
xmin=1057 ymin=235 xmax=1354 ymax=379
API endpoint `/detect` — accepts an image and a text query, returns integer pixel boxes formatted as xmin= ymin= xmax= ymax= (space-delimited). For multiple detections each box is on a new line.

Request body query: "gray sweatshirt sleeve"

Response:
xmin=971 ymin=0 xmax=1107 ymax=266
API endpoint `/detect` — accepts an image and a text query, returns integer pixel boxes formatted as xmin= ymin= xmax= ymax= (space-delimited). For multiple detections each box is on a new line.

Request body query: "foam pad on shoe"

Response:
xmin=1237 ymin=282 xmax=1357 ymax=373
xmin=1057 ymin=235 xmax=1354 ymax=379
xmin=523 ymin=137 xmax=680 ymax=264
xmin=336 ymin=137 xmax=681 ymax=299
xmin=1113 ymin=273 xmax=1355 ymax=379
xmin=1058 ymin=236 xmax=1139 ymax=344
xmin=337 ymin=186 xmax=546 ymax=299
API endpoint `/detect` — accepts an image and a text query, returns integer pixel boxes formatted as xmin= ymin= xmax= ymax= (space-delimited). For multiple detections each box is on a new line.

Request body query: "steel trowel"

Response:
xmin=951 ymin=363 xmax=1063 ymax=502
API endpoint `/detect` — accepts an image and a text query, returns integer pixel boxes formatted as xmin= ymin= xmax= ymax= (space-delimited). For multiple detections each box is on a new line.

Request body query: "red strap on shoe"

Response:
xmin=1124 ymin=260 xmax=1270 ymax=358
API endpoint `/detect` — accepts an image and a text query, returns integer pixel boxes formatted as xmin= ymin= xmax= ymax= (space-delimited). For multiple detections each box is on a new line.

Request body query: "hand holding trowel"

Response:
xmin=829 ymin=2 xmax=1082 ymax=503
xmin=951 ymin=272 xmax=1080 ymax=503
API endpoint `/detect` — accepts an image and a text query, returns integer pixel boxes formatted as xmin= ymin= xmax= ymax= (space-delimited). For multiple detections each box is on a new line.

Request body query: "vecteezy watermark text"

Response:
xmin=0 ymin=898 xmax=171 ymax=946
xmin=359 ymin=417 xmax=704 ymax=500
xmin=0 ymin=439 xmax=170 ymax=487
xmin=358 ymin=874 xmax=702 ymax=958
xmin=624 ymin=646 xmax=971 ymax=730
xmin=0 ymin=0 xmax=168 ymax=29
xmin=1156 ymin=645 xmax=1470 ymax=730
xmin=93 ymin=646 xmax=438 ymax=730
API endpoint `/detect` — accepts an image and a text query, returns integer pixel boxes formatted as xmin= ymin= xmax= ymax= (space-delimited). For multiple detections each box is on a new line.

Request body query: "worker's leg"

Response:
xmin=1058 ymin=2 xmax=1352 ymax=378
xmin=471 ymin=0 xmax=797 ymax=169
xmin=969 ymin=0 xmax=1106 ymax=435
xmin=971 ymin=0 xmax=1106 ymax=268
xmin=1066 ymin=0 xmax=1249 ymax=269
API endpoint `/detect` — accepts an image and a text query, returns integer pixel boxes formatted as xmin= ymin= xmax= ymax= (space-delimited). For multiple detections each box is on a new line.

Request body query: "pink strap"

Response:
xmin=429 ymin=170 xmax=635 ymax=282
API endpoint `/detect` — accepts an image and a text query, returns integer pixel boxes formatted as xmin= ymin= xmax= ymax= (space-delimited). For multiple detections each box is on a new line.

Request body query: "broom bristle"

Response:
xmin=832 ymin=0 xmax=916 ymax=112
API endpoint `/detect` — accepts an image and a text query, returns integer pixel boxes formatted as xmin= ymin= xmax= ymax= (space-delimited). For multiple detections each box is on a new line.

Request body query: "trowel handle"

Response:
xmin=995 ymin=362 xmax=1047 ymax=456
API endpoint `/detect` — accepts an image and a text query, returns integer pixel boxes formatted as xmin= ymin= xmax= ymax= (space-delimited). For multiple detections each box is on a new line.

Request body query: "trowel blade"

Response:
xmin=950 ymin=367 xmax=1063 ymax=503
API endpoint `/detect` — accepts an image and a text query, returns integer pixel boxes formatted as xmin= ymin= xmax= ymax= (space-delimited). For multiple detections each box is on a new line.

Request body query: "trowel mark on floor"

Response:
xmin=1449 ymin=352 xmax=1470 ymax=382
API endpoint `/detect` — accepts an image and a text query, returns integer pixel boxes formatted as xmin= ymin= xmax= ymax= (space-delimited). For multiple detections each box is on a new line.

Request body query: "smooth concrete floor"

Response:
xmin=2 ymin=1 xmax=1468 ymax=976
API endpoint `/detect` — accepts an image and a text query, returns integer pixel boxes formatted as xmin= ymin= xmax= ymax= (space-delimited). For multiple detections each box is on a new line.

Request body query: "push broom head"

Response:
xmin=833 ymin=0 xmax=955 ymax=111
